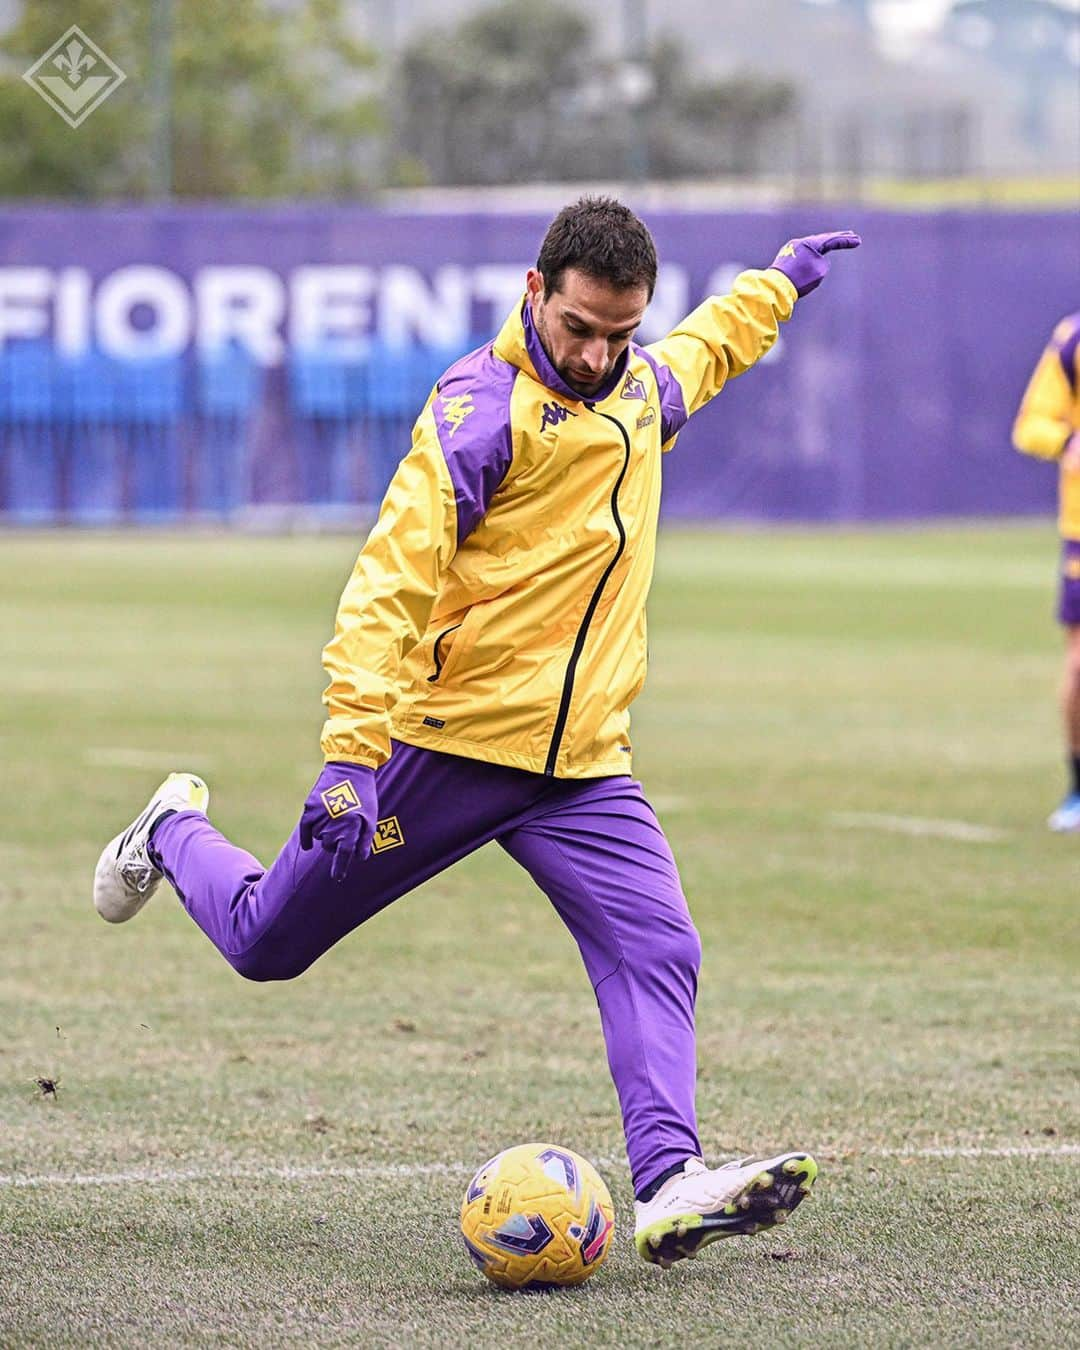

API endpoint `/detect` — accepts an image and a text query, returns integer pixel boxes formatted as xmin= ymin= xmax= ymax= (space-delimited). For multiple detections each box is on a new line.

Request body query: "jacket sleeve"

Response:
xmin=641 ymin=269 xmax=797 ymax=450
xmin=320 ymin=401 xmax=458 ymax=767
xmin=1012 ymin=320 xmax=1079 ymax=461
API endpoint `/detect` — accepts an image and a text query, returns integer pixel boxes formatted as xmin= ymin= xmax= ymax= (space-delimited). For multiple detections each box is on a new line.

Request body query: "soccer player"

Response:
xmin=94 ymin=199 xmax=860 ymax=1267
xmin=1013 ymin=312 xmax=1080 ymax=831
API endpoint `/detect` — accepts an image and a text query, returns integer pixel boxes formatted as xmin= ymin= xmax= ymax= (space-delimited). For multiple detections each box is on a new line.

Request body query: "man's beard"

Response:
xmin=535 ymin=304 xmax=608 ymax=395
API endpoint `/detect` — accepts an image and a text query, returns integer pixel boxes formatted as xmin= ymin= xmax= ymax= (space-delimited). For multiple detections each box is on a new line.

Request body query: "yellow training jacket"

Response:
xmin=1012 ymin=312 xmax=1080 ymax=539
xmin=321 ymin=268 xmax=797 ymax=777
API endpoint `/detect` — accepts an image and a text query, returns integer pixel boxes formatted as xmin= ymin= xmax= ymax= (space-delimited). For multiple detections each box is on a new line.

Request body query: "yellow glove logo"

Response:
xmin=779 ymin=243 xmax=797 ymax=259
xmin=322 ymin=780 xmax=361 ymax=817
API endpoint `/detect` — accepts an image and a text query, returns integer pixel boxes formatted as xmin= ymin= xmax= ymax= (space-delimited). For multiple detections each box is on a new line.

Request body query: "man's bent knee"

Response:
xmin=226 ymin=944 xmax=313 ymax=983
xmin=635 ymin=914 xmax=702 ymax=986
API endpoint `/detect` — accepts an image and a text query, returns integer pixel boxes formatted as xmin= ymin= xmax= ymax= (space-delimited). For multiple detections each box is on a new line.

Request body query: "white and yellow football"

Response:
xmin=460 ymin=1142 xmax=615 ymax=1291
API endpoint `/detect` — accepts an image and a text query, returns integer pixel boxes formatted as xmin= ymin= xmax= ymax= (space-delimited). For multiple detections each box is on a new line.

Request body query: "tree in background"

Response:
xmin=392 ymin=0 xmax=798 ymax=186
xmin=391 ymin=1 xmax=594 ymax=187
xmin=644 ymin=41 xmax=797 ymax=179
xmin=0 ymin=0 xmax=380 ymax=199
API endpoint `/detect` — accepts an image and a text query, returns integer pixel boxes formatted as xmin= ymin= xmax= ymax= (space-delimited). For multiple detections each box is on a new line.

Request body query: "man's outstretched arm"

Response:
xmin=643 ymin=230 xmax=861 ymax=448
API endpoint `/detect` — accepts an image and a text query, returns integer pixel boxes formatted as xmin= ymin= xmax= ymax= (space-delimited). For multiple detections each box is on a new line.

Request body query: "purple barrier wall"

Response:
xmin=0 ymin=204 xmax=1075 ymax=522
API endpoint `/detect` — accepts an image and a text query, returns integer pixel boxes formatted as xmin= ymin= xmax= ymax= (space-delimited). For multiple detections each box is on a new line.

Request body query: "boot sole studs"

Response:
xmin=635 ymin=1154 xmax=819 ymax=1268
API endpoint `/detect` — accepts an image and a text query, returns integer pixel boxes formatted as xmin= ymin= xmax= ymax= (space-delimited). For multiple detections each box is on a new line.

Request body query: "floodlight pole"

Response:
xmin=150 ymin=0 xmax=174 ymax=200
xmin=622 ymin=0 xmax=649 ymax=182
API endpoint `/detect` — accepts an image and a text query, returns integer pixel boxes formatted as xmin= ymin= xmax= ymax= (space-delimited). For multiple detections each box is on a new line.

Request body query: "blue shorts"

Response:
xmin=1058 ymin=541 xmax=1080 ymax=626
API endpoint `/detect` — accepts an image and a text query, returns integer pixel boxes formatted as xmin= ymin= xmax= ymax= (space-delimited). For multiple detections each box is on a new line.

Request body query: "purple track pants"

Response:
xmin=152 ymin=741 xmax=702 ymax=1192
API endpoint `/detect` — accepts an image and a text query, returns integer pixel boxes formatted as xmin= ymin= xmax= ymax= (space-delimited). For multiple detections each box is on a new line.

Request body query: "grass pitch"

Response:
xmin=1 ymin=525 xmax=1077 ymax=1347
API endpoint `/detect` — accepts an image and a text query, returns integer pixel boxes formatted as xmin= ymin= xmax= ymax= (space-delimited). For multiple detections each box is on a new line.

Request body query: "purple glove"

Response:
xmin=299 ymin=762 xmax=378 ymax=882
xmin=769 ymin=231 xmax=861 ymax=297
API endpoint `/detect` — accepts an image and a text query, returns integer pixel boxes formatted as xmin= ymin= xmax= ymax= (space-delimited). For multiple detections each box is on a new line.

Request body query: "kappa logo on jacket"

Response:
xmin=621 ymin=372 xmax=648 ymax=402
xmin=539 ymin=401 xmax=577 ymax=433
xmin=441 ymin=392 xmax=475 ymax=438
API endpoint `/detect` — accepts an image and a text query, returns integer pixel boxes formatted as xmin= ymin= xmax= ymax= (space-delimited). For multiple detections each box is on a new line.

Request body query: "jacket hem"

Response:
xmin=391 ymin=725 xmax=632 ymax=779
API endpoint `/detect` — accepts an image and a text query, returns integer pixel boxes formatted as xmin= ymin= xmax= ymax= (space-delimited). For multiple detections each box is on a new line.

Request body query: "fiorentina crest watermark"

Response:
xmin=23 ymin=25 xmax=126 ymax=128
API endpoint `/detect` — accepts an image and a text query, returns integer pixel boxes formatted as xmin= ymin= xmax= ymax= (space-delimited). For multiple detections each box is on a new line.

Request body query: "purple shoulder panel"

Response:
xmin=1056 ymin=314 xmax=1080 ymax=394
xmin=432 ymin=343 xmax=517 ymax=544
xmin=635 ymin=346 xmax=689 ymax=444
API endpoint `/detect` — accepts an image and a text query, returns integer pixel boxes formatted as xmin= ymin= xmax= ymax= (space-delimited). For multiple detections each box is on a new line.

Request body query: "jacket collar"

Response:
xmin=494 ymin=295 xmax=631 ymax=406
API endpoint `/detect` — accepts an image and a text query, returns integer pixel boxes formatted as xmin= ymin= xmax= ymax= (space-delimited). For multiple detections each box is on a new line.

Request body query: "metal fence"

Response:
xmin=0 ymin=339 xmax=475 ymax=523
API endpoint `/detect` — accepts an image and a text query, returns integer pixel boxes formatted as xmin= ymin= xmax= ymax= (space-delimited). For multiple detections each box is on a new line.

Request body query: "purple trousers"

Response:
xmin=152 ymin=741 xmax=702 ymax=1192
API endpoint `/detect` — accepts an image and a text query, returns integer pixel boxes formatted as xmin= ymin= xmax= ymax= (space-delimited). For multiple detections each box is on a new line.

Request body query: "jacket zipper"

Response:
xmin=427 ymin=622 xmax=462 ymax=682
xmin=544 ymin=409 xmax=631 ymax=776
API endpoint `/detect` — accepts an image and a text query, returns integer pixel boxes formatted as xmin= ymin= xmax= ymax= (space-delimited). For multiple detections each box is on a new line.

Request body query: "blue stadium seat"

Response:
xmin=197 ymin=345 xmax=261 ymax=419
xmin=289 ymin=351 xmax=351 ymax=420
xmin=121 ymin=357 xmax=185 ymax=520
xmin=0 ymin=344 xmax=60 ymax=521
xmin=121 ymin=356 xmax=184 ymax=424
xmin=63 ymin=351 xmax=118 ymax=423
xmin=1 ymin=343 xmax=56 ymax=421
xmin=288 ymin=349 xmax=365 ymax=506
xmin=195 ymin=347 xmax=263 ymax=515
xmin=364 ymin=341 xmax=414 ymax=418
xmin=62 ymin=352 xmax=122 ymax=523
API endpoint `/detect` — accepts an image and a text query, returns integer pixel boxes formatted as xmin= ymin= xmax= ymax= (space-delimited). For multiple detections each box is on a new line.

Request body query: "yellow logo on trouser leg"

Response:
xmin=372 ymin=816 xmax=405 ymax=852
xmin=322 ymin=780 xmax=361 ymax=817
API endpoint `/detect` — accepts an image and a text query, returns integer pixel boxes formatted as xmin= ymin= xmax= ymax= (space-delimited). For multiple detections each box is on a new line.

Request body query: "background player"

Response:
xmin=93 ymin=198 xmax=859 ymax=1267
xmin=1013 ymin=312 xmax=1080 ymax=831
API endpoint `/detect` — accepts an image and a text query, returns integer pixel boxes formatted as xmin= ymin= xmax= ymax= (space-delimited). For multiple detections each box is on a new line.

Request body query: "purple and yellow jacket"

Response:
xmin=321 ymin=268 xmax=797 ymax=778
xmin=1013 ymin=312 xmax=1080 ymax=540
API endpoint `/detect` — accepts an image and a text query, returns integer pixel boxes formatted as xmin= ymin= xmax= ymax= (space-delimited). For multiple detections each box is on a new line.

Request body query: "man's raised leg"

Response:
xmin=95 ymin=743 xmax=554 ymax=981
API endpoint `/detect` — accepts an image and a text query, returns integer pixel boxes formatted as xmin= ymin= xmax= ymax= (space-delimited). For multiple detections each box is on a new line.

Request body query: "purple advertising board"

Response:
xmin=0 ymin=204 xmax=1075 ymax=523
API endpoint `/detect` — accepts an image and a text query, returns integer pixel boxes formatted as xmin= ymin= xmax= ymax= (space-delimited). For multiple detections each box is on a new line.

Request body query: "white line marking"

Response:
xmin=0 ymin=1161 xmax=469 ymax=1190
xmin=872 ymin=1145 xmax=1080 ymax=1159
xmin=830 ymin=812 xmax=1008 ymax=843
xmin=2 ymin=1146 xmax=1076 ymax=1190
xmin=84 ymin=748 xmax=214 ymax=771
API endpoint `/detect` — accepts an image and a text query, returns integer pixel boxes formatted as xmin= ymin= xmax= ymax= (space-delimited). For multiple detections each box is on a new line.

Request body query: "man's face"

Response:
xmin=527 ymin=266 xmax=649 ymax=399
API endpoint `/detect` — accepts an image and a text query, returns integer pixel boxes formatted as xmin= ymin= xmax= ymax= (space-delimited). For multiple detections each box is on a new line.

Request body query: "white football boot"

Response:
xmin=634 ymin=1152 xmax=818 ymax=1267
xmin=1047 ymin=793 xmax=1080 ymax=832
xmin=93 ymin=772 xmax=209 ymax=923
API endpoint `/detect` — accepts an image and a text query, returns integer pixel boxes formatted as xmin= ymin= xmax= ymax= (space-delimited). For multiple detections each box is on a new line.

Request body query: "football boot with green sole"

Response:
xmin=634 ymin=1152 xmax=818 ymax=1268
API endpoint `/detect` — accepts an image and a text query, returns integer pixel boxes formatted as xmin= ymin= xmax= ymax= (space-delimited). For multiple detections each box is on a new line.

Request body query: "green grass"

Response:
xmin=1 ymin=525 xmax=1077 ymax=1347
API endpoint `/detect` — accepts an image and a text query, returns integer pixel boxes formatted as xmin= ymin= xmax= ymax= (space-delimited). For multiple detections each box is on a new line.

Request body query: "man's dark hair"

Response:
xmin=537 ymin=196 xmax=658 ymax=300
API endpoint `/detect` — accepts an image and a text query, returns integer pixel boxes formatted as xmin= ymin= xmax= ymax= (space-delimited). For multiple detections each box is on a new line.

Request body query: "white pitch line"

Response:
xmin=2 ymin=1146 xmax=1076 ymax=1191
xmin=830 ymin=812 xmax=1008 ymax=844
xmin=0 ymin=1160 xmax=470 ymax=1191
xmin=873 ymin=1145 xmax=1080 ymax=1159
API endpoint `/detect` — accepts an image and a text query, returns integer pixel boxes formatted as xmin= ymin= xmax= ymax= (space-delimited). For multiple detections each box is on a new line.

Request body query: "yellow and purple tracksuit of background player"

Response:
xmin=152 ymin=269 xmax=798 ymax=1195
xmin=1013 ymin=312 xmax=1080 ymax=621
